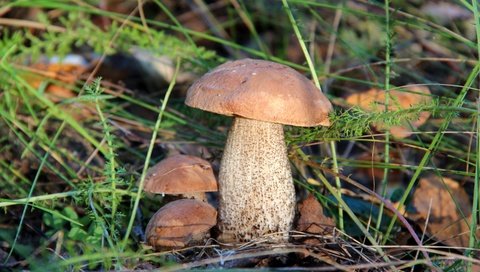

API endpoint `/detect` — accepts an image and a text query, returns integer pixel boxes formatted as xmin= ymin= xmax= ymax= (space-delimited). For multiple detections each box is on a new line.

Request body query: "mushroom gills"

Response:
xmin=218 ymin=117 xmax=295 ymax=241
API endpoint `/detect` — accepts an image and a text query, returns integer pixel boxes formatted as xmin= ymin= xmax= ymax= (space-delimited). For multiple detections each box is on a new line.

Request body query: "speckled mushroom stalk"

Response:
xmin=218 ymin=117 xmax=295 ymax=241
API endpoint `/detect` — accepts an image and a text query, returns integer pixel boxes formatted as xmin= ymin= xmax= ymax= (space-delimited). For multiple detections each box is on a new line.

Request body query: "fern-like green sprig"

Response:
xmin=86 ymin=78 xmax=122 ymax=244
xmin=287 ymin=99 xmax=442 ymax=145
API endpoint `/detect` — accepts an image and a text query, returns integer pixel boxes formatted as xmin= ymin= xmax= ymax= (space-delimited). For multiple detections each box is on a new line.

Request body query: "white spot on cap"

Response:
xmin=252 ymin=72 xmax=257 ymax=75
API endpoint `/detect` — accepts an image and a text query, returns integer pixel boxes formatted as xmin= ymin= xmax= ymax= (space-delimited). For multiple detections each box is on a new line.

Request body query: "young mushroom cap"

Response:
xmin=143 ymin=154 xmax=217 ymax=199
xmin=186 ymin=59 xmax=332 ymax=242
xmin=145 ymin=199 xmax=217 ymax=249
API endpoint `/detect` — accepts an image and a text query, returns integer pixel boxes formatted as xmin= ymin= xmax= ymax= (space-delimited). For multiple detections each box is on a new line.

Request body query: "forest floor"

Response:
xmin=0 ymin=0 xmax=479 ymax=271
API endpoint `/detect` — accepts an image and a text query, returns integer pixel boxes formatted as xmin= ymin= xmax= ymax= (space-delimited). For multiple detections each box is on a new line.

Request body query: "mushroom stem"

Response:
xmin=218 ymin=117 xmax=295 ymax=242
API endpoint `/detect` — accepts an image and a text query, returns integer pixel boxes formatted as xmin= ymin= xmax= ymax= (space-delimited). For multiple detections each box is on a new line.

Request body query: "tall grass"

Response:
xmin=469 ymin=0 xmax=480 ymax=268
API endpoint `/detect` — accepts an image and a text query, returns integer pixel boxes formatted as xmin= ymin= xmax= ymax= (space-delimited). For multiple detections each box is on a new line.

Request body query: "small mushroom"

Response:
xmin=143 ymin=154 xmax=218 ymax=202
xmin=145 ymin=199 xmax=217 ymax=249
xmin=186 ymin=59 xmax=332 ymax=242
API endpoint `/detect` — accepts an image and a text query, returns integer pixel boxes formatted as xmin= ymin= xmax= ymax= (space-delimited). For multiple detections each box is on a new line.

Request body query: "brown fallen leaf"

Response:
xmin=23 ymin=63 xmax=87 ymax=102
xmin=410 ymin=176 xmax=478 ymax=248
xmin=20 ymin=62 xmax=101 ymax=121
xmin=345 ymin=85 xmax=431 ymax=138
xmin=296 ymin=193 xmax=335 ymax=234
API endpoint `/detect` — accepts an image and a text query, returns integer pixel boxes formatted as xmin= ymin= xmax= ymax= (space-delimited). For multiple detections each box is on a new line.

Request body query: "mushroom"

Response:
xmin=145 ymin=199 xmax=217 ymax=249
xmin=186 ymin=59 xmax=332 ymax=242
xmin=143 ymin=154 xmax=218 ymax=202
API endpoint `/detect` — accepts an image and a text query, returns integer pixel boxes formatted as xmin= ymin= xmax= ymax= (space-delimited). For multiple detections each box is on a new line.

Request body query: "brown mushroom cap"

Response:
xmin=186 ymin=58 xmax=332 ymax=127
xmin=144 ymin=154 xmax=217 ymax=195
xmin=145 ymin=199 xmax=217 ymax=248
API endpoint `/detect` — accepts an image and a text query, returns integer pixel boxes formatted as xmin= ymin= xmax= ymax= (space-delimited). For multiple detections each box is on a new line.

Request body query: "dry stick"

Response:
xmin=410 ymin=199 xmax=433 ymax=272
xmin=302 ymin=131 xmax=478 ymax=147
xmin=323 ymin=1 xmax=343 ymax=93
xmin=309 ymin=162 xmax=435 ymax=268
xmin=390 ymin=247 xmax=480 ymax=269
xmin=136 ymin=0 xmax=155 ymax=45
xmin=81 ymin=8 xmax=139 ymax=89
xmin=0 ymin=189 xmax=135 ymax=208
xmin=76 ymin=137 xmax=106 ymax=177
xmin=466 ymin=113 xmax=475 ymax=175
xmin=308 ymin=20 xmax=316 ymax=62
xmin=161 ymin=247 xmax=345 ymax=272
xmin=190 ymin=0 xmax=238 ymax=57
xmin=328 ymin=57 xmax=477 ymax=79
xmin=0 ymin=18 xmax=66 ymax=32
xmin=11 ymin=231 xmax=66 ymax=269
xmin=147 ymin=236 xmax=479 ymax=270
xmin=380 ymin=244 xmax=476 ymax=251
xmin=229 ymin=0 xmax=270 ymax=56
xmin=161 ymin=247 xmax=424 ymax=272
xmin=0 ymin=5 xmax=11 ymax=17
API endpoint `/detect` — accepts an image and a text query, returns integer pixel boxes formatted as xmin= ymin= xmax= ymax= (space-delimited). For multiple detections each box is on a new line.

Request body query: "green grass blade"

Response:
xmin=120 ymin=58 xmax=181 ymax=251
xmin=383 ymin=63 xmax=480 ymax=243
xmin=4 ymin=122 xmax=66 ymax=264
xmin=281 ymin=0 xmax=344 ymax=231
xmin=468 ymin=0 xmax=480 ymax=267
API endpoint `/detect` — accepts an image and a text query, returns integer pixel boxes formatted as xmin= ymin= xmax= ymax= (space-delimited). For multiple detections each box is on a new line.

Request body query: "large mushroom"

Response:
xmin=186 ymin=59 xmax=332 ymax=242
xmin=143 ymin=154 xmax=218 ymax=202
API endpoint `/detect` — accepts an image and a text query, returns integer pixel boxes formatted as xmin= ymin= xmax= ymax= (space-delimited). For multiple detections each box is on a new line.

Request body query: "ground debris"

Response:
xmin=410 ymin=175 xmax=478 ymax=248
xmin=296 ymin=193 xmax=336 ymax=236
